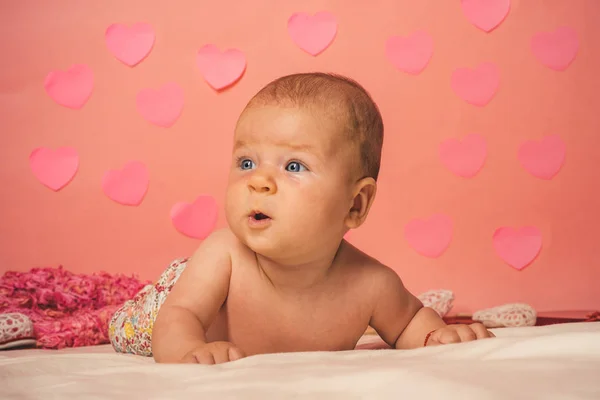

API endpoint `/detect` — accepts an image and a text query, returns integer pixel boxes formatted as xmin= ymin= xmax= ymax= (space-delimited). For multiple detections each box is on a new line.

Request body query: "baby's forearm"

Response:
xmin=152 ymin=305 xmax=208 ymax=363
xmin=394 ymin=306 xmax=446 ymax=349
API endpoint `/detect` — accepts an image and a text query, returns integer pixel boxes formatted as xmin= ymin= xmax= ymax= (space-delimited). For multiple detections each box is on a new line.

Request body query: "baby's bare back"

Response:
xmin=205 ymin=240 xmax=377 ymax=356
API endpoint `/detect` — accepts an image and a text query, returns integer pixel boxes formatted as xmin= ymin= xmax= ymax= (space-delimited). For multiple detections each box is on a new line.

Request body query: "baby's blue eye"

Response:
xmin=239 ymin=159 xmax=255 ymax=170
xmin=285 ymin=161 xmax=307 ymax=173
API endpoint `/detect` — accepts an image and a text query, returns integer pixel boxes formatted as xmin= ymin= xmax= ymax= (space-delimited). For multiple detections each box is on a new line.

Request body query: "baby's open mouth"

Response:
xmin=251 ymin=211 xmax=271 ymax=221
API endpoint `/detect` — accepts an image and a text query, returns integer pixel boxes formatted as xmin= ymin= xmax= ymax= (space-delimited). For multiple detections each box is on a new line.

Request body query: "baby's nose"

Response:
xmin=248 ymin=172 xmax=277 ymax=194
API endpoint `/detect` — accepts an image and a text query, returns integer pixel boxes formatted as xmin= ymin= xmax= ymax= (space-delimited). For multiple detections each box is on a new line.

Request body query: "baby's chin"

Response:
xmin=240 ymin=232 xmax=283 ymax=258
xmin=225 ymin=221 xmax=272 ymax=252
xmin=231 ymin=226 xmax=304 ymax=262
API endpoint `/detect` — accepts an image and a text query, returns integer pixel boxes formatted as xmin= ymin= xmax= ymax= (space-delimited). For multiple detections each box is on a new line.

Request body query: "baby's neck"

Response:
xmin=254 ymin=245 xmax=343 ymax=294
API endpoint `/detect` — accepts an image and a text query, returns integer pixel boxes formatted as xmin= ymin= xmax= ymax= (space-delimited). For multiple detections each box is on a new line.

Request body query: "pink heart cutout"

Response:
xmin=493 ymin=226 xmax=542 ymax=270
xmin=105 ymin=22 xmax=155 ymax=67
xmin=29 ymin=147 xmax=79 ymax=191
xmin=102 ymin=161 xmax=149 ymax=206
xmin=171 ymin=196 xmax=218 ymax=239
xmin=461 ymin=0 xmax=510 ymax=32
xmin=287 ymin=11 xmax=337 ymax=56
xmin=44 ymin=64 xmax=94 ymax=109
xmin=385 ymin=31 xmax=434 ymax=75
xmin=439 ymin=134 xmax=487 ymax=178
xmin=531 ymin=27 xmax=579 ymax=71
xmin=136 ymin=82 xmax=184 ymax=127
xmin=451 ymin=62 xmax=500 ymax=106
xmin=196 ymin=45 xmax=246 ymax=90
xmin=404 ymin=214 xmax=453 ymax=258
xmin=518 ymin=135 xmax=566 ymax=180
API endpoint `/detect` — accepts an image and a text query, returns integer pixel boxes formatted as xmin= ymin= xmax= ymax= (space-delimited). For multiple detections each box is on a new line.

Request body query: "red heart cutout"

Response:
xmin=287 ymin=11 xmax=337 ymax=56
xmin=102 ymin=161 xmax=149 ymax=206
xmin=461 ymin=0 xmax=510 ymax=32
xmin=439 ymin=134 xmax=487 ymax=178
xmin=451 ymin=62 xmax=500 ymax=106
xmin=105 ymin=22 xmax=155 ymax=67
xmin=171 ymin=196 xmax=218 ymax=239
xmin=136 ymin=82 xmax=184 ymax=127
xmin=385 ymin=31 xmax=433 ymax=75
xmin=404 ymin=214 xmax=453 ymax=258
xmin=29 ymin=147 xmax=79 ymax=191
xmin=196 ymin=45 xmax=246 ymax=90
xmin=44 ymin=64 xmax=94 ymax=109
xmin=493 ymin=227 xmax=542 ymax=270
xmin=518 ymin=135 xmax=565 ymax=180
xmin=531 ymin=27 xmax=579 ymax=71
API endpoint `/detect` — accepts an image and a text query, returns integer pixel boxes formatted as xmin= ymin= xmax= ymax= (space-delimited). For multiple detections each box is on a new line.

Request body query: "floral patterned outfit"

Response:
xmin=109 ymin=258 xmax=189 ymax=356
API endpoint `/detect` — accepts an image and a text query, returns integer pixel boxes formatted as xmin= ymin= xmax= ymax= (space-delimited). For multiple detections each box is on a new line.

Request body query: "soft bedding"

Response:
xmin=1 ymin=322 xmax=599 ymax=399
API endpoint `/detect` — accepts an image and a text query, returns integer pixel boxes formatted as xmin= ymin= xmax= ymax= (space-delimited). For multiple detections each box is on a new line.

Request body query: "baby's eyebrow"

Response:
xmin=233 ymin=139 xmax=247 ymax=150
xmin=284 ymin=142 xmax=315 ymax=152
xmin=233 ymin=139 xmax=316 ymax=153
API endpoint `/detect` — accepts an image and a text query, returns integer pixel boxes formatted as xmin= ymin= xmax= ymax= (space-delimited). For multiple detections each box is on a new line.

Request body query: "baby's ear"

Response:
xmin=345 ymin=177 xmax=377 ymax=229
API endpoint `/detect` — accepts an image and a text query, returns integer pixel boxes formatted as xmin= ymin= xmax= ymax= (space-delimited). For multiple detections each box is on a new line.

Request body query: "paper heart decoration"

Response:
xmin=105 ymin=22 xmax=155 ymax=66
xmin=287 ymin=11 xmax=337 ymax=56
xmin=531 ymin=27 xmax=579 ymax=71
xmin=102 ymin=161 xmax=149 ymax=206
xmin=136 ymin=82 xmax=184 ymax=127
xmin=196 ymin=45 xmax=246 ymax=90
xmin=385 ymin=31 xmax=434 ymax=75
xmin=44 ymin=64 xmax=94 ymax=109
xmin=451 ymin=62 xmax=500 ymax=106
xmin=171 ymin=196 xmax=218 ymax=239
xmin=439 ymin=134 xmax=487 ymax=178
xmin=461 ymin=0 xmax=511 ymax=32
xmin=518 ymin=135 xmax=565 ymax=180
xmin=493 ymin=226 xmax=542 ymax=270
xmin=29 ymin=147 xmax=79 ymax=191
xmin=404 ymin=214 xmax=453 ymax=258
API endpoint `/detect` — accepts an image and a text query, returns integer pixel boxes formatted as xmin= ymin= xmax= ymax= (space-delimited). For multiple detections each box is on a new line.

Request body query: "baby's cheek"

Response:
xmin=224 ymin=185 xmax=244 ymax=217
xmin=306 ymin=190 xmax=346 ymax=221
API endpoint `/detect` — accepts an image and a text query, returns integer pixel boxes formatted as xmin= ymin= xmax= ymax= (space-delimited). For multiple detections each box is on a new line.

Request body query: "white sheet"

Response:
xmin=2 ymin=322 xmax=600 ymax=399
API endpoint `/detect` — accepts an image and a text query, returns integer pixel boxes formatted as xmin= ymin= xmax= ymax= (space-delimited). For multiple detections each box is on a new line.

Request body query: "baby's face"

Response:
xmin=225 ymin=105 xmax=356 ymax=261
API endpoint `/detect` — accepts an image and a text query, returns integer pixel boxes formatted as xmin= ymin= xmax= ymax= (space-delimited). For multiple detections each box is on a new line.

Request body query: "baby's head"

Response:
xmin=225 ymin=73 xmax=383 ymax=261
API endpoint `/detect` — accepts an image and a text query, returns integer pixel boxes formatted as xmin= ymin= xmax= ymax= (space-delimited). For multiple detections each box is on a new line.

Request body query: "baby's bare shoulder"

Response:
xmin=162 ymin=229 xmax=239 ymax=315
xmin=203 ymin=227 xmax=238 ymax=243
xmin=337 ymin=242 xmax=404 ymax=297
xmin=186 ymin=228 xmax=242 ymax=270
xmin=195 ymin=228 xmax=253 ymax=268
xmin=194 ymin=228 xmax=241 ymax=252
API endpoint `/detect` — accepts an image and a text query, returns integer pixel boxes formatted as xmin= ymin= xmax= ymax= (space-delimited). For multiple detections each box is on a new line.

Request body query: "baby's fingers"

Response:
xmin=180 ymin=352 xmax=200 ymax=364
xmin=433 ymin=329 xmax=461 ymax=345
xmin=211 ymin=344 xmax=246 ymax=364
xmin=180 ymin=350 xmax=214 ymax=364
xmin=455 ymin=325 xmax=477 ymax=342
xmin=193 ymin=351 xmax=216 ymax=365
xmin=470 ymin=323 xmax=495 ymax=339
xmin=228 ymin=346 xmax=245 ymax=361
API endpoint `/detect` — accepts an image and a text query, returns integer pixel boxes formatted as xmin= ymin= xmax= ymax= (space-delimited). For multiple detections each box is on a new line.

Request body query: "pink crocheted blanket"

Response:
xmin=0 ymin=266 xmax=149 ymax=349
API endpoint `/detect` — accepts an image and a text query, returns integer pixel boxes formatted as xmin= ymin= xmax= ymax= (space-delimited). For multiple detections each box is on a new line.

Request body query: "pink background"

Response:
xmin=1 ymin=0 xmax=598 ymax=313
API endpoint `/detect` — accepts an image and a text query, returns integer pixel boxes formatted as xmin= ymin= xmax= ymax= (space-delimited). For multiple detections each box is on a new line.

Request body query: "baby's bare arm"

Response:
xmin=368 ymin=266 xmax=445 ymax=349
xmin=152 ymin=229 xmax=233 ymax=363
xmin=369 ymin=266 xmax=494 ymax=348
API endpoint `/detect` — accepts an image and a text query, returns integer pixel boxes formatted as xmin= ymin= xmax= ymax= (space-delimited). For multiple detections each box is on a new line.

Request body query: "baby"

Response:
xmin=109 ymin=72 xmax=494 ymax=364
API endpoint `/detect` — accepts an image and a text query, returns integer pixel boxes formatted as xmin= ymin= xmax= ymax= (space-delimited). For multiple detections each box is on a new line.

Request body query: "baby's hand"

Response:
xmin=425 ymin=323 xmax=495 ymax=346
xmin=180 ymin=341 xmax=246 ymax=364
